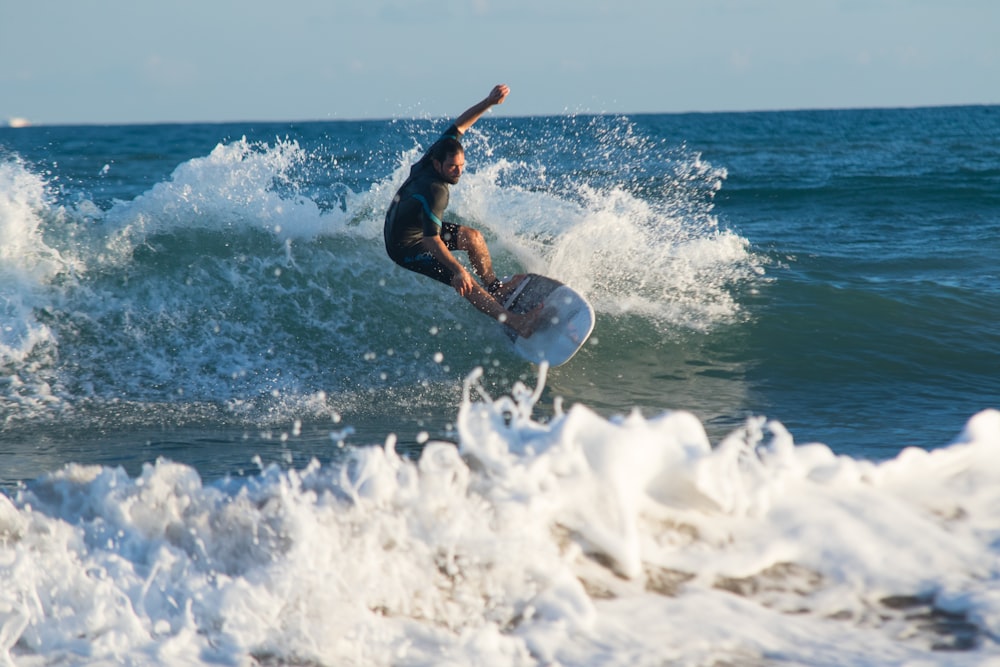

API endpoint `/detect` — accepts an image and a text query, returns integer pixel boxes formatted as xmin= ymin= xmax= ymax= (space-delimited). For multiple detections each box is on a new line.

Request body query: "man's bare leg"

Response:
xmin=455 ymin=226 xmax=498 ymax=286
xmin=452 ymin=227 xmax=540 ymax=335
xmin=463 ymin=282 xmax=540 ymax=338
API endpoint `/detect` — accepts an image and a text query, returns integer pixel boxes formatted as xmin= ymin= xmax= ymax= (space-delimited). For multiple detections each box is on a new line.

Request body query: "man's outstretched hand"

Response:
xmin=487 ymin=84 xmax=509 ymax=106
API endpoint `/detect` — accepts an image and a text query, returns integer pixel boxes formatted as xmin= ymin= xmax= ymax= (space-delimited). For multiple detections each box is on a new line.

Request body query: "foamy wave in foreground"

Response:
xmin=2 ymin=368 xmax=999 ymax=665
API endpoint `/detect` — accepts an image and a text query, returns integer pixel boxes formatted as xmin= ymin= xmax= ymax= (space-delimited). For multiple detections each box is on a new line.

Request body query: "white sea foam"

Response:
xmin=2 ymin=369 xmax=999 ymax=665
xmin=0 ymin=159 xmax=70 ymax=368
xmin=455 ymin=147 xmax=762 ymax=332
xmin=98 ymin=138 xmax=337 ymax=261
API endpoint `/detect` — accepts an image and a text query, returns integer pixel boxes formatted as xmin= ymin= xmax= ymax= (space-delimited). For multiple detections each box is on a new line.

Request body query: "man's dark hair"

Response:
xmin=428 ymin=137 xmax=464 ymax=163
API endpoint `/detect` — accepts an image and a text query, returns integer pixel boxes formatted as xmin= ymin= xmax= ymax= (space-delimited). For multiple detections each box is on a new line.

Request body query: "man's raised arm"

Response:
xmin=453 ymin=84 xmax=510 ymax=135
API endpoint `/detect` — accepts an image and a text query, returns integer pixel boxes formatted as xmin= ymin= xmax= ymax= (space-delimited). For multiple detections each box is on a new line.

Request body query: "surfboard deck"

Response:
xmin=500 ymin=273 xmax=595 ymax=367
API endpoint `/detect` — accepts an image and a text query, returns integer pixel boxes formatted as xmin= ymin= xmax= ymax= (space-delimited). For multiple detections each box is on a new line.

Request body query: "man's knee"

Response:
xmin=457 ymin=226 xmax=485 ymax=251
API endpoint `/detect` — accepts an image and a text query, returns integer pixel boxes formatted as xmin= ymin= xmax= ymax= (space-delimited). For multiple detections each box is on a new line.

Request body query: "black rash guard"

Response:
xmin=383 ymin=124 xmax=464 ymax=285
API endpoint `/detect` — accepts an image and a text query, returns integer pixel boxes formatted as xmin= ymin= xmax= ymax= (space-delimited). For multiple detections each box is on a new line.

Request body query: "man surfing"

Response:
xmin=384 ymin=84 xmax=538 ymax=338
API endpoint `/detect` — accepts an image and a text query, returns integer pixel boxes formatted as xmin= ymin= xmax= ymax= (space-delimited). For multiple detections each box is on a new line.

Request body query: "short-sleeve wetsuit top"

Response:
xmin=383 ymin=124 xmax=464 ymax=284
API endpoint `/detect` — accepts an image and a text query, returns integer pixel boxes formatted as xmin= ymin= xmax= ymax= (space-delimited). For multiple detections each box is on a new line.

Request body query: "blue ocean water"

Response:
xmin=3 ymin=106 xmax=997 ymax=475
xmin=1 ymin=106 xmax=999 ymax=665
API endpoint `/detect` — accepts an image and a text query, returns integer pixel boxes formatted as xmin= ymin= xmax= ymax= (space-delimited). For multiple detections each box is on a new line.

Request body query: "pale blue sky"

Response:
xmin=3 ymin=0 xmax=997 ymax=125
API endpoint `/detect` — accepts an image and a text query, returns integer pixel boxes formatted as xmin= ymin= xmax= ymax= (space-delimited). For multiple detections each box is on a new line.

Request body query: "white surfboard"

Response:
xmin=501 ymin=273 xmax=595 ymax=367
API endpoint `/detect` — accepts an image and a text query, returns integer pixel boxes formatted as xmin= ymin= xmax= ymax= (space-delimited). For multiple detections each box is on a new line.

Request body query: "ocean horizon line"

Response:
xmin=5 ymin=101 xmax=997 ymax=130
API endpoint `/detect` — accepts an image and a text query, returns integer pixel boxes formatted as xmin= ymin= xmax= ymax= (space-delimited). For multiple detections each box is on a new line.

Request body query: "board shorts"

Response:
xmin=391 ymin=222 xmax=463 ymax=286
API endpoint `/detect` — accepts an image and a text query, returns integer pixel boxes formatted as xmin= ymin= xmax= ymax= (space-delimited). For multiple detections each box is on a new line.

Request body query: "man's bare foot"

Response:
xmin=486 ymin=274 xmax=527 ymax=304
xmin=504 ymin=304 xmax=544 ymax=338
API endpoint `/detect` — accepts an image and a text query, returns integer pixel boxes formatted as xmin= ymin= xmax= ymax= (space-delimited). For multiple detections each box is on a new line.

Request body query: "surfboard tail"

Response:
xmin=500 ymin=274 xmax=595 ymax=366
